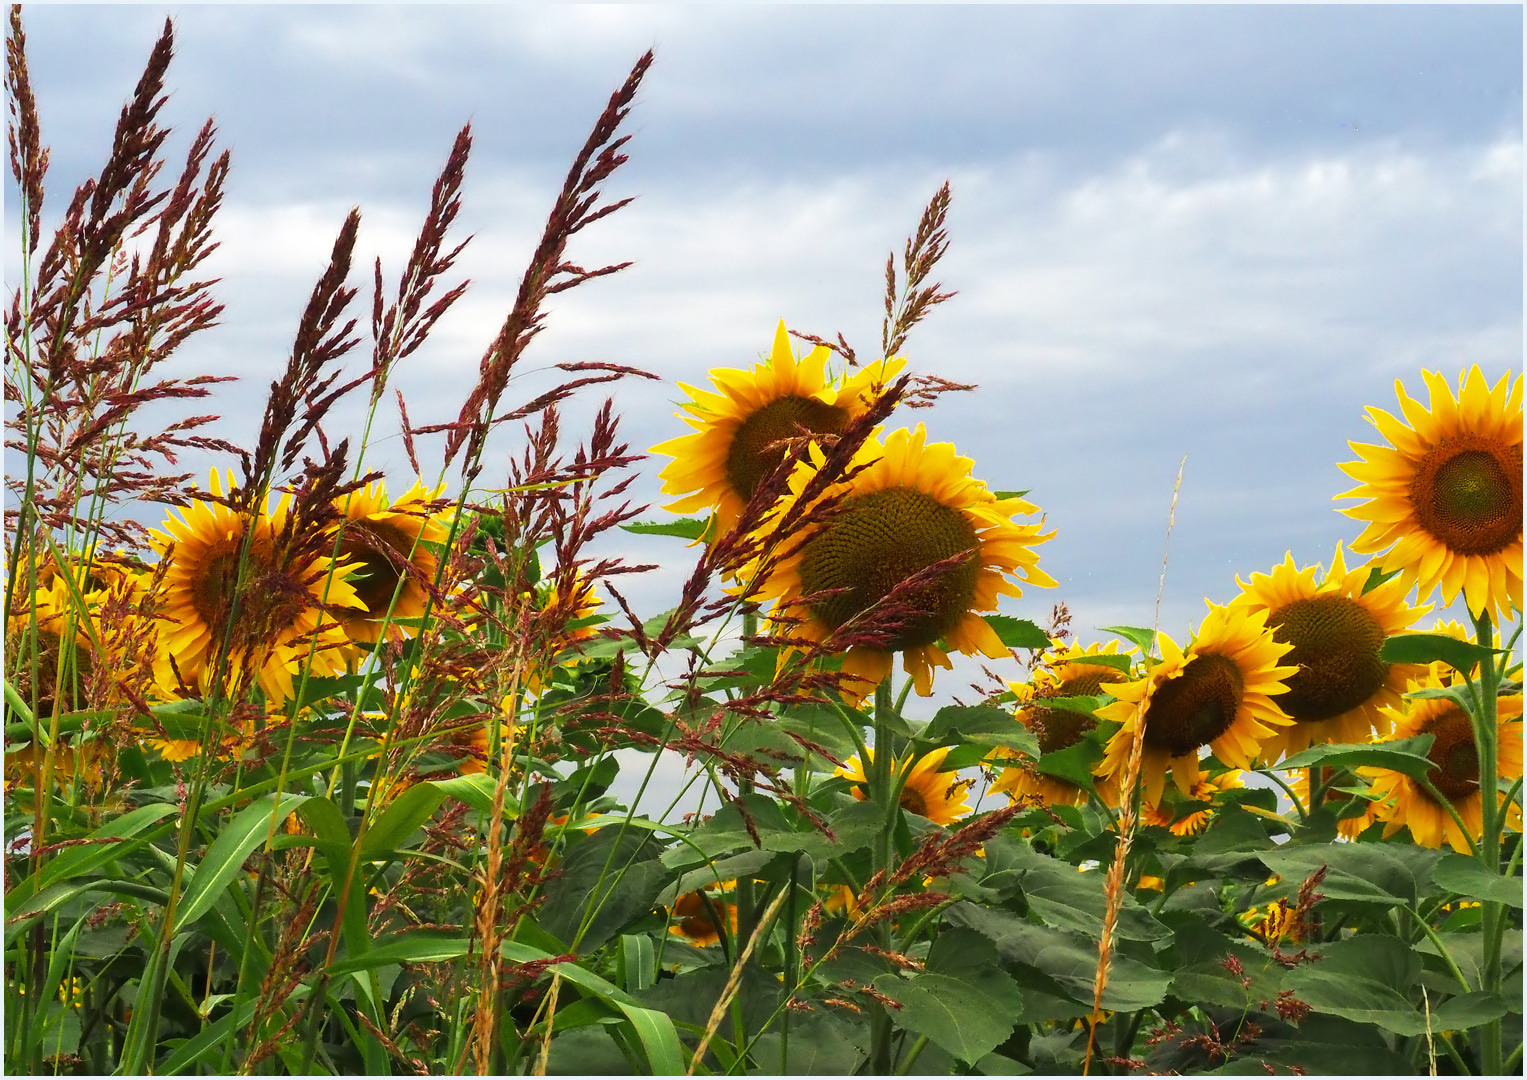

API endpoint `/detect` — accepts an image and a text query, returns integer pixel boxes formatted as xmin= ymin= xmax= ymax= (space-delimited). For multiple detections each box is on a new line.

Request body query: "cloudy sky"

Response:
xmin=12 ymin=5 xmax=1522 ymax=740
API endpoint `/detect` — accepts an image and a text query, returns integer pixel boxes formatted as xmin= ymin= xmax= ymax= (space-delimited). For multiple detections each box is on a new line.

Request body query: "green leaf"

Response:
xmin=1278 ymin=734 xmax=1437 ymax=780
xmin=1380 ymin=632 xmax=1497 ymax=673
xmin=621 ymin=517 xmax=710 ymax=541
xmin=326 ymin=931 xmax=470 ymax=975
xmin=1260 ymin=841 xmax=1443 ymax=908
xmin=1283 ymin=936 xmax=1436 ymax=1036
xmin=946 ymin=902 xmax=1170 ymax=1012
xmin=540 ymin=826 xmax=674 ymax=952
xmin=873 ymin=971 xmax=1023 ymax=1065
xmin=985 ymin=616 xmax=1051 ymax=650
xmin=12 ymin=802 xmax=177 ymax=907
xmin=1432 ymin=854 xmax=1524 ymax=908
xmin=923 ymin=705 xmax=1039 ymax=757
xmin=429 ymin=771 xmax=501 ymax=816
xmin=1428 ymin=991 xmax=1510 ymax=1032
xmin=1100 ymin=624 xmax=1155 ymax=656
xmin=358 ymin=780 xmax=447 ymax=860
xmin=174 ymin=792 xmax=311 ymax=933
xmin=1001 ymin=845 xmax=1171 ymax=943
xmin=1033 ymin=739 xmax=1106 ymax=790
xmin=991 ymin=489 xmax=1031 ymax=501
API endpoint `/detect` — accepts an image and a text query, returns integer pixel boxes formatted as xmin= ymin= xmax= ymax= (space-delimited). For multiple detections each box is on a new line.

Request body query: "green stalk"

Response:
xmin=868 ymin=676 xmax=897 ymax=1075
xmin=1469 ymin=610 xmax=1505 ymax=1075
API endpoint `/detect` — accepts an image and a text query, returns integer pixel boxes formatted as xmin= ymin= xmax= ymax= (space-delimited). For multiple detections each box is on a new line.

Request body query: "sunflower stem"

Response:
xmin=869 ymin=675 xmax=897 ymax=1075
xmin=1468 ymin=609 xmax=1504 ymax=1076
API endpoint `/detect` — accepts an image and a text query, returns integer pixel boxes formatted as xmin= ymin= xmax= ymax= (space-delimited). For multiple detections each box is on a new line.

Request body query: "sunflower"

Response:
xmin=751 ymin=424 xmax=1055 ymax=699
xmin=652 ymin=320 xmax=905 ymax=539
xmin=150 ymin=470 xmax=364 ymax=706
xmin=6 ymin=577 xmax=96 ymax=720
xmin=1337 ymin=367 xmax=1522 ymax=624
xmin=992 ymin=639 xmax=1130 ymax=807
xmin=1288 ymin=767 xmax=1379 ymax=841
xmin=669 ymin=884 xmax=738 ymax=947
xmin=328 ymin=480 xmax=452 ymax=647
xmin=1143 ymin=770 xmax=1243 ymax=835
xmin=526 ymin=571 xmax=605 ymax=694
xmin=1231 ymin=543 xmax=1429 ymax=762
xmin=837 ymin=745 xmax=974 ymax=825
xmin=1095 ymin=604 xmax=1297 ymax=807
xmin=1363 ymin=674 xmax=1523 ymax=854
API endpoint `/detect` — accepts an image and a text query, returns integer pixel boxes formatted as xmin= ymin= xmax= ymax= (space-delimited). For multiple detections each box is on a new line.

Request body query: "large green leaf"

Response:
xmin=1164 ymin=918 xmax=1285 ymax=1011
xmin=1283 ymin=936 xmax=1436 ymax=1036
xmin=1001 ymin=845 xmax=1172 ymax=943
xmin=1380 ymin=632 xmax=1498 ymax=673
xmin=871 ymin=927 xmax=1026 ymax=1064
xmin=540 ymin=826 xmax=674 ymax=952
xmin=1278 ymin=735 xmax=1436 ymax=780
xmin=1432 ymin=853 xmax=1523 ymax=908
xmin=946 ymin=902 xmax=1170 ymax=1012
xmin=173 ymin=791 xmax=311 ymax=933
xmin=1259 ymin=843 xmax=1442 ymax=908
xmin=874 ymin=972 xmax=1022 ymax=1065
xmin=922 ymin=705 xmax=1039 ymax=757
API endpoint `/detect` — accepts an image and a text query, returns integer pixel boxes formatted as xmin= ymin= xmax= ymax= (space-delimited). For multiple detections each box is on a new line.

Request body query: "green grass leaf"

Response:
xmin=173 ymin=791 xmax=311 ymax=934
xmin=358 ymin=780 xmax=447 ymax=860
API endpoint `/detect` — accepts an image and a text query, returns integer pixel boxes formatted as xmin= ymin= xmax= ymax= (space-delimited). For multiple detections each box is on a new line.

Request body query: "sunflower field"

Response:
xmin=4 ymin=14 xmax=1523 ymax=1077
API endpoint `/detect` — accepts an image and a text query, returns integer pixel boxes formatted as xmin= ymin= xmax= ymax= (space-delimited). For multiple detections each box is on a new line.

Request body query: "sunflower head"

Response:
xmin=993 ymin=639 xmax=1129 ymax=806
xmin=1231 ymin=543 xmax=1428 ymax=762
xmin=1096 ymin=604 xmax=1296 ymax=806
xmin=329 ymin=480 xmax=452 ymax=647
xmin=836 ymin=746 xmax=974 ymax=825
xmin=669 ymin=886 xmax=737 ymax=946
xmin=1365 ymin=674 xmax=1523 ymax=854
xmin=1337 ymin=367 xmax=1522 ymax=623
xmin=150 ymin=470 xmax=364 ymax=705
xmin=652 ymin=320 xmax=905 ymax=539
xmin=751 ymin=424 xmax=1056 ymax=700
xmin=1142 ymin=771 xmax=1242 ymax=835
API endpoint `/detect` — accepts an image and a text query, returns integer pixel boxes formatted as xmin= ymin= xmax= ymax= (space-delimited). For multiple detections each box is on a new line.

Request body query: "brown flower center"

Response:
xmin=1026 ymin=667 xmax=1123 ymax=753
xmin=725 ymin=396 xmax=849 ymax=500
xmin=799 ymin=486 xmax=979 ymax=650
xmin=1409 ymin=437 xmax=1523 ymax=557
xmin=1143 ymin=654 xmax=1246 ymax=756
xmin=1269 ymin=594 xmax=1388 ymax=722
xmin=1424 ymin=706 xmax=1480 ymax=801
xmin=337 ymin=521 xmax=416 ymax=615
xmin=900 ymin=786 xmax=929 ymax=816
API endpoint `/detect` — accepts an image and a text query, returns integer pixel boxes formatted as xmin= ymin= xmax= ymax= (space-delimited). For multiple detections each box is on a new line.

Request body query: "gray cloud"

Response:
xmin=9 ymin=5 xmax=1520 ymax=687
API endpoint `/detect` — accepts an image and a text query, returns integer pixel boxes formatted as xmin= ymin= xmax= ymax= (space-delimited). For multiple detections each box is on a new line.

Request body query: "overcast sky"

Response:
xmin=12 ymin=5 xmax=1523 ymax=714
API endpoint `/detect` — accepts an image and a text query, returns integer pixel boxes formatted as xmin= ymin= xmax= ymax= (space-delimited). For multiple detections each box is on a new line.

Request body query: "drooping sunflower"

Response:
xmin=1142 ymin=770 xmax=1243 ymax=835
xmin=1337 ymin=367 xmax=1522 ymax=624
xmin=1095 ymin=604 xmax=1297 ymax=807
xmin=837 ymin=746 xmax=974 ymax=825
xmin=751 ymin=424 xmax=1056 ymax=699
xmin=1363 ymin=674 xmax=1523 ymax=854
xmin=6 ymin=577 xmax=97 ymax=720
xmin=652 ymin=320 xmax=905 ymax=539
xmin=669 ymin=884 xmax=738 ymax=947
xmin=328 ymin=480 xmax=453 ymax=647
xmin=1230 ymin=543 xmax=1429 ymax=762
xmin=150 ymin=471 xmax=364 ymax=706
xmin=991 ymin=638 xmax=1130 ymax=807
